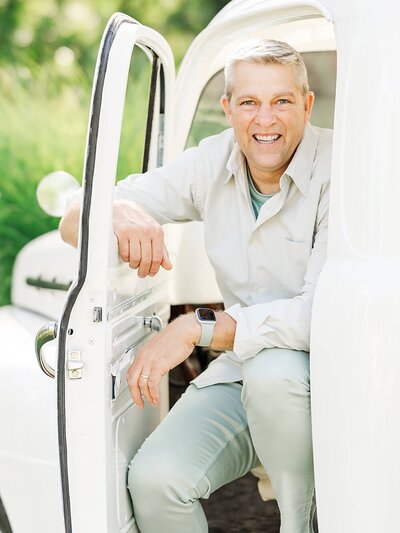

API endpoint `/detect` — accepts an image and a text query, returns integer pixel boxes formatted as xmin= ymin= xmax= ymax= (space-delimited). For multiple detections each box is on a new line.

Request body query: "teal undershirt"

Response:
xmin=246 ymin=162 xmax=276 ymax=218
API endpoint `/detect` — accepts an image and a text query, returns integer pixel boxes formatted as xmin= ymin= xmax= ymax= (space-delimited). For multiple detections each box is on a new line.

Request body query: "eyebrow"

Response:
xmin=272 ymin=91 xmax=297 ymax=99
xmin=235 ymin=91 xmax=297 ymax=101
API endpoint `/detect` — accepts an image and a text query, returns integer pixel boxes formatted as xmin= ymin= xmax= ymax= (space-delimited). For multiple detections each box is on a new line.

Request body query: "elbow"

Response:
xmin=59 ymin=202 xmax=80 ymax=248
xmin=59 ymin=215 xmax=70 ymax=244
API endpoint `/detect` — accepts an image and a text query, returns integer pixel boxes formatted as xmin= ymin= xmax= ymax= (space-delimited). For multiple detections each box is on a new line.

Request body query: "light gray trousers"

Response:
xmin=128 ymin=348 xmax=315 ymax=533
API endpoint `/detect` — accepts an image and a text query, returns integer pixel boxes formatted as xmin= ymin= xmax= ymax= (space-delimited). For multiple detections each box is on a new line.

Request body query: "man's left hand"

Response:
xmin=126 ymin=314 xmax=200 ymax=408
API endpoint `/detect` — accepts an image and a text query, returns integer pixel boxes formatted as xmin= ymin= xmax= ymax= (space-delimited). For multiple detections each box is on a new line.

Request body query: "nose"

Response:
xmin=255 ymin=103 xmax=277 ymax=127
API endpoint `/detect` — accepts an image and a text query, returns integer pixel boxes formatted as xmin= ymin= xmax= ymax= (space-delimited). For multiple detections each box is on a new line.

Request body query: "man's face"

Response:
xmin=221 ymin=61 xmax=314 ymax=189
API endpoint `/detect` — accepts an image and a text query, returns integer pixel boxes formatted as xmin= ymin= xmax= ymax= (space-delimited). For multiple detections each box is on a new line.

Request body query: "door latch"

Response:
xmin=67 ymin=351 xmax=83 ymax=379
xmin=143 ymin=315 xmax=163 ymax=332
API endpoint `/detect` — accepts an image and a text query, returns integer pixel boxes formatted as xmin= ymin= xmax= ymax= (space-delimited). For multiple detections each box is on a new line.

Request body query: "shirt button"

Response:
xmin=253 ymin=285 xmax=260 ymax=292
xmin=251 ymin=240 xmax=258 ymax=246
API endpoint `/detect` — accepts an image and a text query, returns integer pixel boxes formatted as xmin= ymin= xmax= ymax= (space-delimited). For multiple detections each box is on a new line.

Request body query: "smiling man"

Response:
xmin=61 ymin=39 xmax=331 ymax=533
xmin=221 ymin=58 xmax=314 ymax=194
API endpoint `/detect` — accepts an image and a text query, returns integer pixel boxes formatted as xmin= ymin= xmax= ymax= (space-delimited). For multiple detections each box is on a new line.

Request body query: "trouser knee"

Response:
xmin=129 ymin=451 xmax=172 ymax=503
xmin=128 ymin=448 xmax=196 ymax=517
xmin=242 ymin=347 xmax=310 ymax=417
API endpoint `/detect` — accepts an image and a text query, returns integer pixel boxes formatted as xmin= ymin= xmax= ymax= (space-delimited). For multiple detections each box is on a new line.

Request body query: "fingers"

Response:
xmin=147 ymin=373 xmax=161 ymax=405
xmin=149 ymin=236 xmax=164 ymax=277
xmin=128 ymin=236 xmax=141 ymax=269
xmin=127 ymin=364 xmax=161 ymax=408
xmin=127 ymin=366 xmax=150 ymax=409
xmin=117 ymin=228 xmax=172 ymax=277
xmin=127 ymin=366 xmax=144 ymax=408
xmin=139 ymin=371 xmax=162 ymax=406
xmin=138 ymin=371 xmax=153 ymax=406
xmin=161 ymin=245 xmax=172 ymax=271
xmin=113 ymin=201 xmax=172 ymax=277
xmin=116 ymin=231 xmax=130 ymax=263
xmin=137 ymin=239 xmax=152 ymax=278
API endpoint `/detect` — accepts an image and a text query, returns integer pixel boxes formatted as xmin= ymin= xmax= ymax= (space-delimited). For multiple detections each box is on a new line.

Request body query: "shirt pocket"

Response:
xmin=282 ymin=239 xmax=312 ymax=294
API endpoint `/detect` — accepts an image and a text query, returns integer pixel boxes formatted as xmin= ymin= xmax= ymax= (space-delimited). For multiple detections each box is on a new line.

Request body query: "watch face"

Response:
xmin=197 ymin=308 xmax=216 ymax=322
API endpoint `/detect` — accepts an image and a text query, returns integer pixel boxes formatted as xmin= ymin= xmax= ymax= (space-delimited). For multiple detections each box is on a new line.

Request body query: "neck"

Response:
xmin=246 ymin=162 xmax=284 ymax=195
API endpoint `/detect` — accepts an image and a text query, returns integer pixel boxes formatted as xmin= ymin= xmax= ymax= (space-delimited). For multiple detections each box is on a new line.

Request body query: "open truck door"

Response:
xmin=35 ymin=13 xmax=175 ymax=533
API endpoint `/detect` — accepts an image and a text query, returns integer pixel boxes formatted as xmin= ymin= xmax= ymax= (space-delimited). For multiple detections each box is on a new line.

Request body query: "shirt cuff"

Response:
xmin=228 ymin=304 xmax=275 ymax=361
xmin=223 ymin=303 xmax=240 ymax=321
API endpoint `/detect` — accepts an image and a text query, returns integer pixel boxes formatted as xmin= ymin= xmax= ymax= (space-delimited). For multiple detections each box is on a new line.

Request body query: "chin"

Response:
xmin=257 ymin=159 xmax=283 ymax=171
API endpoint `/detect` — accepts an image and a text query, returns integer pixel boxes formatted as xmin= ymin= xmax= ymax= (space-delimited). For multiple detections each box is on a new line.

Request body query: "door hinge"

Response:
xmin=67 ymin=351 xmax=83 ymax=379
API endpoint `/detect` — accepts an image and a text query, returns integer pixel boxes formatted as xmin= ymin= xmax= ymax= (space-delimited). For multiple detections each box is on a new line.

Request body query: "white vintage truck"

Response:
xmin=0 ymin=0 xmax=398 ymax=532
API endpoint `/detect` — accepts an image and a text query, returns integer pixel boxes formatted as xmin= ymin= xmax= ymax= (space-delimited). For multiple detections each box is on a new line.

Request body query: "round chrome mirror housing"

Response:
xmin=36 ymin=171 xmax=80 ymax=217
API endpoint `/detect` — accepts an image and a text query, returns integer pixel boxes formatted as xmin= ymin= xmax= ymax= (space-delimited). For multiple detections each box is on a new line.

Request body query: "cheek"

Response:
xmin=285 ymin=115 xmax=307 ymax=138
xmin=235 ymin=113 xmax=255 ymax=131
xmin=226 ymin=112 xmax=236 ymax=127
xmin=231 ymin=119 xmax=250 ymax=137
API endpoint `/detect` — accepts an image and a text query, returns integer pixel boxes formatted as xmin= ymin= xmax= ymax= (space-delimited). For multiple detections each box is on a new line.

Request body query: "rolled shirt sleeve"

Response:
xmin=226 ymin=180 xmax=329 ymax=360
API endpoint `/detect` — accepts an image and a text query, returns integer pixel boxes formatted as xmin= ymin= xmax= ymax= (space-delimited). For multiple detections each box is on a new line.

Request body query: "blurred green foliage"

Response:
xmin=0 ymin=0 xmax=230 ymax=306
xmin=0 ymin=0 xmax=229 ymax=72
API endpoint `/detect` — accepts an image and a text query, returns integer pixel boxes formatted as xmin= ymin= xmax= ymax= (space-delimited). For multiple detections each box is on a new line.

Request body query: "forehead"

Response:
xmin=230 ymin=61 xmax=301 ymax=97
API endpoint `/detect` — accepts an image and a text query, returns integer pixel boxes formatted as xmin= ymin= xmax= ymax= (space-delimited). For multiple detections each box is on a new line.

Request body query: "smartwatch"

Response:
xmin=195 ymin=308 xmax=217 ymax=347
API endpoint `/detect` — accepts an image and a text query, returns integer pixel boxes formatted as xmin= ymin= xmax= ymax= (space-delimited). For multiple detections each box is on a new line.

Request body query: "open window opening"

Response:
xmin=116 ymin=44 xmax=166 ymax=181
xmin=182 ymin=16 xmax=336 ymax=148
xmin=186 ymin=50 xmax=336 ymax=148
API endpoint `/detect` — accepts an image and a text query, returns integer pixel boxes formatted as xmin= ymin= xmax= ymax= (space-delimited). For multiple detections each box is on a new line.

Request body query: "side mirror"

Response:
xmin=36 ymin=171 xmax=80 ymax=217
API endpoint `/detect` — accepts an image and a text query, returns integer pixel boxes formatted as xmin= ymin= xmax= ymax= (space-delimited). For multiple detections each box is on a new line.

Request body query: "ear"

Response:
xmin=304 ymin=91 xmax=315 ymax=123
xmin=221 ymin=95 xmax=234 ymax=126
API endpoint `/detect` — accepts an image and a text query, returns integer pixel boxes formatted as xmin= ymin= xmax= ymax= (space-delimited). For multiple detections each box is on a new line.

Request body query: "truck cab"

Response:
xmin=1 ymin=1 xmax=398 ymax=532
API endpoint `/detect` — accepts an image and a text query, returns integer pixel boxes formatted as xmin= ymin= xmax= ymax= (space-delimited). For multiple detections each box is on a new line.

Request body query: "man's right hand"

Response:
xmin=60 ymin=196 xmax=172 ymax=278
xmin=112 ymin=199 xmax=172 ymax=278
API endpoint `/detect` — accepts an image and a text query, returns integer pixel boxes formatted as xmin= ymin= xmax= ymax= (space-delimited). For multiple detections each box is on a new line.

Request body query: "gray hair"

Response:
xmin=224 ymin=39 xmax=309 ymax=101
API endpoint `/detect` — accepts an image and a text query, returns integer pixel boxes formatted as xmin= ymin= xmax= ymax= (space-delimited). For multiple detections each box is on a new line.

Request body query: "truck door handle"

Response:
xmin=35 ymin=322 xmax=58 ymax=379
xmin=34 ymin=315 xmax=161 ymax=379
xmin=143 ymin=315 xmax=163 ymax=332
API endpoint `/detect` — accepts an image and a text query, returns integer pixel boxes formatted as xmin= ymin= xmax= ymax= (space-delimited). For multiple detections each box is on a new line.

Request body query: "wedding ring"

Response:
xmin=140 ymin=374 xmax=150 ymax=380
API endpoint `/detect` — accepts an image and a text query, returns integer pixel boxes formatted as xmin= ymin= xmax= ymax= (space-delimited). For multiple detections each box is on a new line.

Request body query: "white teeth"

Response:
xmin=254 ymin=134 xmax=280 ymax=143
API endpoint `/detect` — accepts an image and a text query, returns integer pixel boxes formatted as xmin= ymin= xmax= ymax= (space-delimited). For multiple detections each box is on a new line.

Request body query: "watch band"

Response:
xmin=198 ymin=321 xmax=215 ymax=347
xmin=195 ymin=308 xmax=216 ymax=347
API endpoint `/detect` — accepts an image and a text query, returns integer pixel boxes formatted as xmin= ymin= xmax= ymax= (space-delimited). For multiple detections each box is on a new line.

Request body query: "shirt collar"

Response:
xmin=224 ymin=123 xmax=319 ymax=196
xmin=225 ymin=141 xmax=244 ymax=178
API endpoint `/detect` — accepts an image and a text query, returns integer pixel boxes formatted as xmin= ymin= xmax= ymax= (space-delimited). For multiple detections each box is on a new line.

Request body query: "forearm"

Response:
xmin=127 ymin=310 xmax=236 ymax=407
xmin=59 ymin=195 xmax=82 ymax=248
xmin=211 ymin=311 xmax=236 ymax=351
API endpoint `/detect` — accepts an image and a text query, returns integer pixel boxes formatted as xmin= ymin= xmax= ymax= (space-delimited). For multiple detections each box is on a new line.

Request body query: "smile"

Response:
xmin=253 ymin=134 xmax=281 ymax=144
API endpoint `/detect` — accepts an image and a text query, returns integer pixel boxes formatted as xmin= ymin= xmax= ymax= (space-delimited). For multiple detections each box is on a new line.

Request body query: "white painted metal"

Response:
xmin=311 ymin=3 xmax=400 ymax=532
xmin=2 ymin=0 xmax=400 ymax=531
xmin=0 ymin=306 xmax=63 ymax=532
xmin=0 ymin=15 xmax=175 ymax=533
xmin=0 ymin=233 xmax=76 ymax=531
xmin=12 ymin=231 xmax=78 ymax=320
xmin=61 ymin=16 xmax=174 ymax=533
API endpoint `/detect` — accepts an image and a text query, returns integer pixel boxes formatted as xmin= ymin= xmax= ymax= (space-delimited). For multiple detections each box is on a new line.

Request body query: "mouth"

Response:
xmin=253 ymin=133 xmax=281 ymax=145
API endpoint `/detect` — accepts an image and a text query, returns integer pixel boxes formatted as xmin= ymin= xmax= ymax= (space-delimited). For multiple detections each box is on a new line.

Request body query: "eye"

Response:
xmin=277 ymin=98 xmax=290 ymax=105
xmin=240 ymin=100 xmax=256 ymax=106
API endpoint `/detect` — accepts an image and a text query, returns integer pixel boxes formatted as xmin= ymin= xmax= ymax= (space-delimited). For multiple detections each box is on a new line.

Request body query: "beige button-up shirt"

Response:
xmin=114 ymin=123 xmax=332 ymax=387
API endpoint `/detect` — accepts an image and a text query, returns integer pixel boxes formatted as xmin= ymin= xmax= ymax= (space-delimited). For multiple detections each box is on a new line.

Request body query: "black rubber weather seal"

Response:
xmin=142 ymin=54 xmax=160 ymax=173
xmin=56 ymin=13 xmax=136 ymax=533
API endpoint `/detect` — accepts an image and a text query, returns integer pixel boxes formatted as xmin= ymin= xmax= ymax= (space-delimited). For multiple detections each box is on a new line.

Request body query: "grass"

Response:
xmin=0 ymin=53 xmax=151 ymax=306
xmin=0 ymin=79 xmax=84 ymax=305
